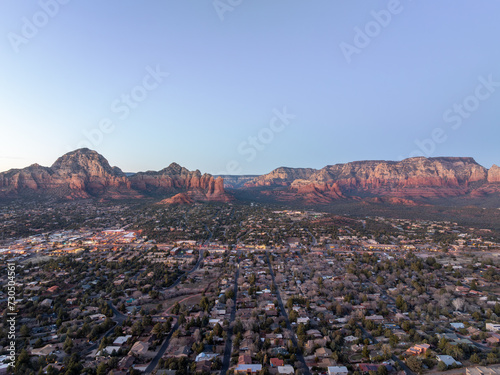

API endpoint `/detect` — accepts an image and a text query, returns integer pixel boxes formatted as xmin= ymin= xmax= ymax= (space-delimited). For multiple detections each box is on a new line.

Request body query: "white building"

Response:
xmin=328 ymin=366 xmax=349 ymax=375
xmin=486 ymin=323 xmax=500 ymax=332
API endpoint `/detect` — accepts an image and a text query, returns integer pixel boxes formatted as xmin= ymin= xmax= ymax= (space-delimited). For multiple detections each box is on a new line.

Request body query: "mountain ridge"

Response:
xmin=0 ymin=149 xmax=231 ymax=202
xmin=0 ymin=149 xmax=499 ymax=206
xmin=242 ymin=156 xmax=499 ymax=205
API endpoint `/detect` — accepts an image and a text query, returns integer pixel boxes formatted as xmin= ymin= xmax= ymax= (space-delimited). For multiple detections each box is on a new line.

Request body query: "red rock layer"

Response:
xmin=0 ymin=149 xmax=231 ymax=202
xmin=246 ymin=157 xmax=499 ymax=204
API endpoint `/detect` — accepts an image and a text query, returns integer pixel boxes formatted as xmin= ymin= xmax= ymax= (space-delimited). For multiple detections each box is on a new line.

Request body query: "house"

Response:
xmin=358 ymin=364 xmax=384 ymax=373
xmin=328 ymin=366 xmax=349 ymax=375
xmin=101 ymin=346 xmax=121 ymax=355
xmin=466 ymin=367 xmax=500 ymax=375
xmin=365 ymin=315 xmax=385 ymax=322
xmin=113 ymin=335 xmax=132 ymax=346
xmin=486 ymin=323 xmax=500 ymax=332
xmin=195 ymin=352 xmax=218 ymax=362
xmin=196 ymin=361 xmax=212 ymax=373
xmin=118 ymin=356 xmax=135 ymax=369
xmin=31 ymin=344 xmax=58 ymax=356
xmin=486 ymin=334 xmax=500 ymax=346
xmin=235 ymin=364 xmax=262 ymax=374
xmin=437 ymin=355 xmax=462 ymax=367
xmin=405 ymin=344 xmax=430 ymax=356
xmin=278 ymin=365 xmax=295 ymax=374
xmin=129 ymin=341 xmax=149 ymax=356
xmin=171 ymin=345 xmax=191 ymax=358
xmin=47 ymin=285 xmax=59 ymax=293
xmin=238 ymin=354 xmax=252 ymax=365
xmin=315 ymin=347 xmax=333 ymax=358
xmin=270 ymin=358 xmax=284 ymax=367
xmin=450 ymin=322 xmax=465 ymax=330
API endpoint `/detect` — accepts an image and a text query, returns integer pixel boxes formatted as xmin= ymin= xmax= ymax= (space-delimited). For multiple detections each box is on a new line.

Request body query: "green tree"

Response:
xmin=63 ymin=336 xmax=74 ymax=354
xmin=96 ymin=362 xmax=108 ymax=375
xmin=470 ymin=353 xmax=481 ymax=364
xmin=406 ymin=357 xmax=422 ymax=373
xmin=437 ymin=361 xmax=448 ymax=371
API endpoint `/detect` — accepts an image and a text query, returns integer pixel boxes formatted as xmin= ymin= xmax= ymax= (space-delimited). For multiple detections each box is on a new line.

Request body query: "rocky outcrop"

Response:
xmin=0 ymin=149 xmax=231 ymax=202
xmin=245 ymin=167 xmax=317 ymax=187
xmin=488 ymin=164 xmax=500 ymax=183
xmin=129 ymin=164 xmax=231 ymax=202
xmin=241 ymin=157 xmax=498 ymax=204
xmin=0 ymin=149 xmax=138 ymax=199
xmin=217 ymin=175 xmax=259 ymax=189
xmin=159 ymin=193 xmax=194 ymax=205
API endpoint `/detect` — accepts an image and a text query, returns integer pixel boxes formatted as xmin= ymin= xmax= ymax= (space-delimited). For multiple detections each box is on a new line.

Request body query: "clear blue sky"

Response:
xmin=0 ymin=0 xmax=499 ymax=174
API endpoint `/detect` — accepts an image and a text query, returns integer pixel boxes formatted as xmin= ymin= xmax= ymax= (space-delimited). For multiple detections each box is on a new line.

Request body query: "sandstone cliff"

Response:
xmin=0 ymin=149 xmax=231 ymax=202
xmin=242 ymin=157 xmax=499 ymax=204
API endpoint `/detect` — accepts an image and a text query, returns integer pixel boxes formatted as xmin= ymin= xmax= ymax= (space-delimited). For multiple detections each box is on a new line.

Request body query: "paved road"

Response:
xmin=169 ymin=248 xmax=204 ymax=289
xmin=305 ymin=229 xmax=317 ymax=247
xmin=145 ymin=320 xmax=180 ymax=374
xmin=266 ymin=252 xmax=311 ymax=375
xmin=108 ymin=301 xmax=128 ymax=324
xmin=84 ymin=302 xmax=127 ymax=355
xmin=220 ymin=253 xmax=241 ymax=375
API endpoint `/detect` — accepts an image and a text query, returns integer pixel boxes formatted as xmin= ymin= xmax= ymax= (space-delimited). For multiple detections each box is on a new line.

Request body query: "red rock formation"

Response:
xmin=488 ymin=165 xmax=500 ymax=183
xmin=243 ymin=157 xmax=495 ymax=204
xmin=0 ymin=149 xmax=231 ymax=202
xmin=0 ymin=149 xmax=139 ymax=199
xmin=159 ymin=193 xmax=194 ymax=205
xmin=245 ymin=167 xmax=317 ymax=187
xmin=129 ymin=163 xmax=232 ymax=202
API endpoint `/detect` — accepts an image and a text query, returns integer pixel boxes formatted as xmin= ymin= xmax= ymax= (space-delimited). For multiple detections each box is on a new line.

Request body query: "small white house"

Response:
xmin=437 ymin=355 xmax=462 ymax=367
xmin=328 ymin=366 xmax=349 ymax=375
xmin=278 ymin=365 xmax=295 ymax=375
xmin=486 ymin=323 xmax=500 ymax=332
xmin=450 ymin=322 xmax=465 ymax=330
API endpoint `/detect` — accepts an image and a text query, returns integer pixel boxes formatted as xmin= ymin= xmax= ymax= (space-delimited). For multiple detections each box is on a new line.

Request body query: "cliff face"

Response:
xmin=242 ymin=157 xmax=499 ymax=204
xmin=245 ymin=167 xmax=317 ymax=187
xmin=0 ymin=149 xmax=137 ymax=199
xmin=0 ymin=149 xmax=231 ymax=202
xmin=129 ymin=163 xmax=230 ymax=202
xmin=488 ymin=164 xmax=500 ymax=183
xmin=216 ymin=175 xmax=259 ymax=189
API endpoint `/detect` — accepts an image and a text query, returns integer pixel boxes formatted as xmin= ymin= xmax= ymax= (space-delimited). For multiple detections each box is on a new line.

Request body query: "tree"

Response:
xmin=406 ymin=357 xmax=422 ymax=373
xmin=382 ymin=344 xmax=391 ymax=360
xmin=171 ymin=302 xmax=180 ymax=315
xmin=214 ymin=323 xmax=223 ymax=337
xmin=20 ymin=324 xmax=30 ymax=336
xmin=63 ymin=336 xmax=74 ymax=354
xmin=96 ymin=362 xmax=108 ymax=375
xmin=152 ymin=323 xmax=163 ymax=336
xmin=362 ymin=346 xmax=370 ymax=359
xmin=437 ymin=361 xmax=448 ymax=371
xmin=470 ymin=353 xmax=481 ymax=364
xmin=487 ymin=353 xmax=498 ymax=364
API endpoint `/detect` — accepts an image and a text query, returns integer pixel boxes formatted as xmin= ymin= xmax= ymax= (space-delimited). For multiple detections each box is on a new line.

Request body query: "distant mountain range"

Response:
xmin=233 ymin=157 xmax=500 ymax=206
xmin=0 ymin=149 xmax=230 ymax=202
xmin=1 ymin=149 xmax=499 ymax=207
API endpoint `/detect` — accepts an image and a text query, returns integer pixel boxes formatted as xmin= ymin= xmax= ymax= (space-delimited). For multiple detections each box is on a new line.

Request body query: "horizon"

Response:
xmin=0 ymin=147 xmax=497 ymax=176
xmin=1 ymin=1 xmax=499 ymax=174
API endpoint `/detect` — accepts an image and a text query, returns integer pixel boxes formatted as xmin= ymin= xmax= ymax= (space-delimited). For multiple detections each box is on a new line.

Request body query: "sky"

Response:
xmin=0 ymin=0 xmax=499 ymax=175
